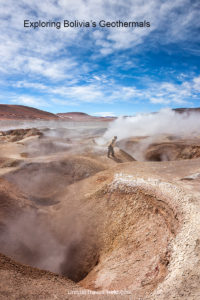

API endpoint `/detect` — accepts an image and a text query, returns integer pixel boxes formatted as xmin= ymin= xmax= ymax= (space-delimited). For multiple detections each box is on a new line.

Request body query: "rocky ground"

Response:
xmin=0 ymin=124 xmax=200 ymax=299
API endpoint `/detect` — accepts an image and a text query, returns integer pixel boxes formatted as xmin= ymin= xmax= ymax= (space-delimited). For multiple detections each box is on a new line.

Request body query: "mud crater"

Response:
xmin=0 ymin=160 xmax=179 ymax=296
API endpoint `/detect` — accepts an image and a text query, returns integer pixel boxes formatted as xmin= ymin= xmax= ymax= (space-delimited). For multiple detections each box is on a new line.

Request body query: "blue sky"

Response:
xmin=0 ymin=0 xmax=200 ymax=116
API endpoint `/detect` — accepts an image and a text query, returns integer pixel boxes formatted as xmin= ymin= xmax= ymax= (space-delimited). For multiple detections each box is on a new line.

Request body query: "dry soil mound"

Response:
xmin=0 ymin=128 xmax=42 ymax=142
xmin=0 ymin=252 xmax=80 ymax=300
xmin=4 ymin=156 xmax=106 ymax=206
xmin=0 ymin=178 xmax=33 ymax=224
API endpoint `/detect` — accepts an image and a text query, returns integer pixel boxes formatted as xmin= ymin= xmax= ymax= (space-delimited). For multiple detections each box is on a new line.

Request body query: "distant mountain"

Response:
xmin=57 ymin=112 xmax=116 ymax=122
xmin=174 ymin=108 xmax=200 ymax=114
xmin=0 ymin=105 xmax=59 ymax=120
xmin=0 ymin=105 xmax=116 ymax=121
xmin=1 ymin=104 xmax=199 ymax=121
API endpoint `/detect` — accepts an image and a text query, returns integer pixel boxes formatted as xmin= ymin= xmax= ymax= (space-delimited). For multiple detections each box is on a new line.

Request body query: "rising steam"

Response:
xmin=95 ymin=108 xmax=200 ymax=160
xmin=102 ymin=108 xmax=200 ymax=142
xmin=0 ymin=211 xmax=66 ymax=273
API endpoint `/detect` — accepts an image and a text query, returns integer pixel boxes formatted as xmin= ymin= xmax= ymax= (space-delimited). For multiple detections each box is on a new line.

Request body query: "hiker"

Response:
xmin=107 ymin=136 xmax=117 ymax=158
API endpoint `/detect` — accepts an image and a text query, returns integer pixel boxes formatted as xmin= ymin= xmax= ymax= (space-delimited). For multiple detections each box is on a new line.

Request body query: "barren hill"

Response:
xmin=0 ymin=105 xmax=116 ymax=122
xmin=1 ymin=105 xmax=200 ymax=122
xmin=0 ymin=105 xmax=58 ymax=120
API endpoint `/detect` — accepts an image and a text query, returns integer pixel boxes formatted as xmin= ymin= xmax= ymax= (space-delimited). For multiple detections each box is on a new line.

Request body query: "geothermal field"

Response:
xmin=0 ymin=106 xmax=200 ymax=299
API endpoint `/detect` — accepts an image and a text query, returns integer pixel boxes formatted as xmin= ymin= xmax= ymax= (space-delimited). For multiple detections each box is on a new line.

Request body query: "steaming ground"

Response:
xmin=0 ymin=111 xmax=200 ymax=299
xmin=99 ymin=108 xmax=200 ymax=161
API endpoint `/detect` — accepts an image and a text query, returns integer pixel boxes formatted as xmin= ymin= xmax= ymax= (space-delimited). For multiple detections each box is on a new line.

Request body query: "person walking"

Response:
xmin=107 ymin=136 xmax=117 ymax=158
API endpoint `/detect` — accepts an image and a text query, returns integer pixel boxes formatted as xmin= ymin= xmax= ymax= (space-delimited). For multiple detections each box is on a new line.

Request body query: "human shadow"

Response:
xmin=108 ymin=156 xmax=123 ymax=163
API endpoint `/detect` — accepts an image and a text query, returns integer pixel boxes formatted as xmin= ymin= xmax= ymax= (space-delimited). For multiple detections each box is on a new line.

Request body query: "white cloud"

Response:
xmin=11 ymin=73 xmax=200 ymax=108
xmin=148 ymin=77 xmax=199 ymax=105
xmin=100 ymin=47 xmax=113 ymax=56
xmin=48 ymin=83 xmax=144 ymax=104
xmin=14 ymin=81 xmax=47 ymax=90
xmin=50 ymin=85 xmax=104 ymax=102
xmin=93 ymin=75 xmax=101 ymax=81
xmin=0 ymin=0 xmax=199 ymax=79
xmin=11 ymin=95 xmax=49 ymax=107
xmin=0 ymin=0 xmax=199 ymax=109
xmin=93 ymin=30 xmax=104 ymax=40
xmin=93 ymin=112 xmax=116 ymax=117
xmin=24 ymin=57 xmax=77 ymax=80
xmin=193 ymin=76 xmax=200 ymax=91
